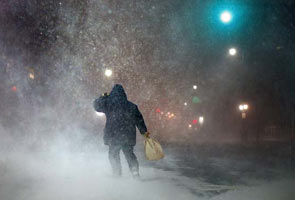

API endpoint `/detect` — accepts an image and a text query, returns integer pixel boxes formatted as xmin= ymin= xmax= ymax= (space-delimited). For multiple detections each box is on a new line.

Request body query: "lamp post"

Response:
xmin=239 ymin=103 xmax=249 ymax=143
xmin=239 ymin=104 xmax=249 ymax=119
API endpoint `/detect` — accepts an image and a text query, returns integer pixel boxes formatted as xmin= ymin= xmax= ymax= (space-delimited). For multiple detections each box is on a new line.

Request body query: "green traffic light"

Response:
xmin=192 ymin=96 xmax=201 ymax=104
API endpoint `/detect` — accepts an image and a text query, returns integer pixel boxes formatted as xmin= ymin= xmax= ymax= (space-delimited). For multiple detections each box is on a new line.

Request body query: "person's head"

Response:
xmin=108 ymin=84 xmax=128 ymax=107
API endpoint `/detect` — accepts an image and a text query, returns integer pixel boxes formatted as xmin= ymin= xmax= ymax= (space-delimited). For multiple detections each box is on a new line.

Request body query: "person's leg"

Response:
xmin=108 ymin=144 xmax=122 ymax=176
xmin=122 ymin=145 xmax=139 ymax=177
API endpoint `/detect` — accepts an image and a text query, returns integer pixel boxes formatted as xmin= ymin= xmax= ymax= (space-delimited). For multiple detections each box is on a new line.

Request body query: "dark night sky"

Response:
xmin=0 ymin=0 xmax=294 ymax=134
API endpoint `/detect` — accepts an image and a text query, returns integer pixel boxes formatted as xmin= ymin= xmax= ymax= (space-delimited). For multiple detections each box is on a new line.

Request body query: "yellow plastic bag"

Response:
xmin=144 ymin=137 xmax=164 ymax=160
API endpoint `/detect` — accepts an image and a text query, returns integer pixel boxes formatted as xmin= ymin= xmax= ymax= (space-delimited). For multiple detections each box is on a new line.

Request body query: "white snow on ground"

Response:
xmin=0 ymin=149 xmax=294 ymax=200
xmin=0 ymin=150 xmax=198 ymax=200
xmin=210 ymin=179 xmax=295 ymax=200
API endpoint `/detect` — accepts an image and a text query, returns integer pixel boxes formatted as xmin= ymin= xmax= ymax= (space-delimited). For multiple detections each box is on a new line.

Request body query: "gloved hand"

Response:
xmin=102 ymin=92 xmax=108 ymax=97
xmin=144 ymin=132 xmax=150 ymax=138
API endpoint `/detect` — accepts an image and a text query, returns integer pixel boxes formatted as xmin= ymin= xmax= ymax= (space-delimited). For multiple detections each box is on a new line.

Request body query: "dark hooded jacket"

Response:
xmin=93 ymin=84 xmax=147 ymax=146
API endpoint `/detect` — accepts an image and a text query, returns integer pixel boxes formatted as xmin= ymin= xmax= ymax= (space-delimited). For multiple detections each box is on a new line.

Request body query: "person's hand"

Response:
xmin=144 ymin=132 xmax=150 ymax=138
xmin=102 ymin=92 xmax=108 ymax=97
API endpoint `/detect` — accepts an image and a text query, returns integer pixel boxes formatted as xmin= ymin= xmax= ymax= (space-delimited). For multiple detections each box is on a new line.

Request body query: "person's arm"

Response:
xmin=134 ymin=106 xmax=149 ymax=136
xmin=93 ymin=93 xmax=108 ymax=113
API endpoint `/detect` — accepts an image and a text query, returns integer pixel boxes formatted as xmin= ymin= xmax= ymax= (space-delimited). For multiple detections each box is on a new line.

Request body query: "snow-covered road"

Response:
xmin=0 ymin=147 xmax=294 ymax=200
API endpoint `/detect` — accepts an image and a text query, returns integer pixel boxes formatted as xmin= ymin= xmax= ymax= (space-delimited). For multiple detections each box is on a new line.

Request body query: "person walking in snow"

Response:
xmin=93 ymin=84 xmax=149 ymax=177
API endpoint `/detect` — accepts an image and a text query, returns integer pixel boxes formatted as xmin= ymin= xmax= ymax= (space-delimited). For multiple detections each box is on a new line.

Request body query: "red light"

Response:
xmin=11 ymin=86 xmax=17 ymax=92
xmin=156 ymin=108 xmax=161 ymax=113
xmin=192 ymin=119 xmax=198 ymax=124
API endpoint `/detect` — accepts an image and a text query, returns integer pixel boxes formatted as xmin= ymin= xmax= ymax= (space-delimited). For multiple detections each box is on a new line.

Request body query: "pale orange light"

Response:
xmin=29 ymin=73 xmax=34 ymax=80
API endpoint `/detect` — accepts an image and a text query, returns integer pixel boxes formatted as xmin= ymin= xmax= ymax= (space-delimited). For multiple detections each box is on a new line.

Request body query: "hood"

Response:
xmin=108 ymin=84 xmax=128 ymax=107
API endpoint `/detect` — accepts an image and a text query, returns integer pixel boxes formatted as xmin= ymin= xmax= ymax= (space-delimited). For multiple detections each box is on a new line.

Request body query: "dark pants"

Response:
xmin=108 ymin=144 xmax=139 ymax=176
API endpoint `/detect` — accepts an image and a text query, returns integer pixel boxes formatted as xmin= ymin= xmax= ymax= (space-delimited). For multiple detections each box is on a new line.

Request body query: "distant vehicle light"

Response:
xmin=11 ymin=86 xmax=17 ymax=92
xmin=199 ymin=116 xmax=204 ymax=124
xmin=29 ymin=73 xmax=35 ymax=80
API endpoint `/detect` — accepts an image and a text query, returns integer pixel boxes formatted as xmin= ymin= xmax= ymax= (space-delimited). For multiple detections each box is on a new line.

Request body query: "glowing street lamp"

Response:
xmin=229 ymin=48 xmax=237 ymax=56
xmin=243 ymin=104 xmax=248 ymax=110
xmin=184 ymin=102 xmax=188 ymax=106
xmin=239 ymin=104 xmax=249 ymax=111
xmin=239 ymin=105 xmax=244 ymax=111
xmin=193 ymin=85 xmax=197 ymax=90
xmin=105 ymin=69 xmax=112 ymax=77
xmin=239 ymin=104 xmax=249 ymax=119
xmin=220 ymin=11 xmax=232 ymax=23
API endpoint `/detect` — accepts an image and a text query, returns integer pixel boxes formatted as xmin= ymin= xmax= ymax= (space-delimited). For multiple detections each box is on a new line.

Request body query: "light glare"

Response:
xmin=221 ymin=11 xmax=232 ymax=23
xmin=96 ymin=112 xmax=105 ymax=117
xmin=29 ymin=73 xmax=35 ymax=80
xmin=199 ymin=116 xmax=204 ymax=124
xmin=229 ymin=48 xmax=237 ymax=56
xmin=239 ymin=105 xmax=244 ymax=111
xmin=105 ymin=69 xmax=112 ymax=77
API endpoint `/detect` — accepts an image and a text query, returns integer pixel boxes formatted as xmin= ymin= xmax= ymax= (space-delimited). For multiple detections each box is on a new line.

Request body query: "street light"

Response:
xmin=105 ymin=69 xmax=112 ymax=77
xmin=193 ymin=85 xmax=197 ymax=90
xmin=239 ymin=104 xmax=249 ymax=119
xmin=239 ymin=104 xmax=249 ymax=142
xmin=184 ymin=102 xmax=188 ymax=106
xmin=239 ymin=105 xmax=244 ymax=111
xmin=229 ymin=48 xmax=237 ymax=56
xmin=239 ymin=104 xmax=249 ymax=111
xmin=220 ymin=11 xmax=232 ymax=23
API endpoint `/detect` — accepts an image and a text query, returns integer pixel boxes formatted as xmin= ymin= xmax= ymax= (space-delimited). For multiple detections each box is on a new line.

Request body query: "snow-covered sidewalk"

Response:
xmin=0 ymin=150 xmax=294 ymax=200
